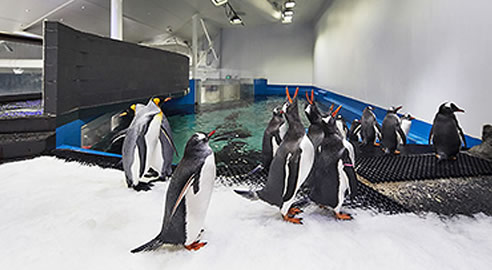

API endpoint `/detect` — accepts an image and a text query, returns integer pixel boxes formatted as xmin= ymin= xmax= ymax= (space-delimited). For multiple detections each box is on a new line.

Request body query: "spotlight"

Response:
xmin=281 ymin=14 xmax=293 ymax=24
xmin=211 ymin=0 xmax=228 ymax=6
xmin=283 ymin=8 xmax=294 ymax=17
xmin=285 ymin=1 xmax=296 ymax=9
xmin=229 ymin=14 xmax=242 ymax=25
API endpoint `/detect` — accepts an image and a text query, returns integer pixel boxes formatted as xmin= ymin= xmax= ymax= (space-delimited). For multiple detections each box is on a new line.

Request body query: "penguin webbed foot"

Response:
xmin=133 ymin=182 xmax=154 ymax=192
xmin=288 ymin=207 xmax=303 ymax=216
xmin=335 ymin=212 xmax=353 ymax=220
xmin=282 ymin=214 xmax=303 ymax=225
xmin=184 ymin=241 xmax=207 ymax=251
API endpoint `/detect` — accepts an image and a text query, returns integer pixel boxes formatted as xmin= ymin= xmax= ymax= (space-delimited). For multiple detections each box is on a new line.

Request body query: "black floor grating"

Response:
xmin=356 ymin=153 xmax=492 ymax=183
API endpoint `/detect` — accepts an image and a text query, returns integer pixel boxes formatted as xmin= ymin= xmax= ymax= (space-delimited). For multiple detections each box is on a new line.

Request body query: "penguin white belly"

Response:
xmin=142 ymin=115 xmax=162 ymax=182
xmin=150 ymin=139 xmax=164 ymax=177
xmin=272 ymin=136 xmax=280 ymax=157
xmin=184 ymin=154 xmax=216 ymax=245
xmin=335 ymin=160 xmax=350 ymax=213
xmin=279 ymin=122 xmax=288 ymax=141
xmin=342 ymin=140 xmax=355 ymax=165
xmin=130 ymin=148 xmax=141 ymax=186
xmin=280 ymin=136 xmax=314 ymax=215
xmin=336 ymin=121 xmax=347 ymax=139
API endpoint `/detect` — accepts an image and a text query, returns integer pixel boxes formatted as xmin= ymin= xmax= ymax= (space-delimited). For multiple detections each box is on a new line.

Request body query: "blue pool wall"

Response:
xmin=253 ymin=79 xmax=481 ymax=147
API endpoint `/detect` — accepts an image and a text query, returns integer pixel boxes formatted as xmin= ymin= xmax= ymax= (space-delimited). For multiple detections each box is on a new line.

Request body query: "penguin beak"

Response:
xmin=119 ymin=112 xmax=128 ymax=117
xmin=207 ymin=130 xmax=216 ymax=139
xmin=455 ymin=108 xmax=465 ymax=113
xmin=153 ymin=98 xmax=161 ymax=105
xmin=279 ymin=110 xmax=285 ymax=114
xmin=395 ymin=106 xmax=403 ymax=112
xmin=331 ymin=105 xmax=342 ymax=117
xmin=164 ymin=97 xmax=172 ymax=102
xmin=286 ymin=87 xmax=293 ymax=104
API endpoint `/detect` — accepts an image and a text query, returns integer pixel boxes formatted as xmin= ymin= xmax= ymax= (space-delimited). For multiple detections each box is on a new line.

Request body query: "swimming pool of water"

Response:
xmin=167 ymin=96 xmax=313 ymax=165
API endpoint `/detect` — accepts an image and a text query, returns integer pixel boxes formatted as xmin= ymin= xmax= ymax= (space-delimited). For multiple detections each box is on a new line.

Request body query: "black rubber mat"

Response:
xmin=356 ymin=152 xmax=492 ymax=183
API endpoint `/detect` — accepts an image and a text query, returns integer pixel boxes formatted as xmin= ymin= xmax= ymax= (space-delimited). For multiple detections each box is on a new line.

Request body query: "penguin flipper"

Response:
xmin=457 ymin=125 xmax=467 ymax=149
xmin=282 ymin=149 xmax=302 ymax=202
xmin=396 ymin=127 xmax=407 ymax=146
xmin=375 ymin=122 xmax=382 ymax=141
xmin=131 ymin=235 xmax=164 ymax=253
xmin=233 ymin=189 xmax=259 ymax=201
xmin=273 ymin=131 xmax=282 ymax=146
xmin=160 ymin=125 xmax=179 ymax=158
xmin=136 ymin=134 xmax=148 ymax=179
xmin=168 ymin=172 xmax=200 ymax=220
xmin=342 ymin=150 xmax=358 ymax=198
xmin=429 ymin=126 xmax=434 ymax=145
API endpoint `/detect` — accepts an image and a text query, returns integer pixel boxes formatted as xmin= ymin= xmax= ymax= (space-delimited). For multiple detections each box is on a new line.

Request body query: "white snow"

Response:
xmin=1 ymin=157 xmax=492 ymax=270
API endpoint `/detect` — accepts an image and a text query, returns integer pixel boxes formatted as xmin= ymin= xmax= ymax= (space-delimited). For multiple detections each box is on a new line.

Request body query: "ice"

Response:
xmin=1 ymin=157 xmax=491 ymax=269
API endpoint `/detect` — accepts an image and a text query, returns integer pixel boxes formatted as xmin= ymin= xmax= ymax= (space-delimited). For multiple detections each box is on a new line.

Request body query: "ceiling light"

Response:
xmin=283 ymin=9 xmax=294 ymax=17
xmin=281 ymin=15 xmax=293 ymax=24
xmin=211 ymin=0 xmax=228 ymax=6
xmin=285 ymin=1 xmax=296 ymax=9
xmin=229 ymin=14 xmax=242 ymax=25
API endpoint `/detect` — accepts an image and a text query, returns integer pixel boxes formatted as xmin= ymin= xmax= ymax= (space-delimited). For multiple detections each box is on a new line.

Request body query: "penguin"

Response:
xmin=235 ymin=87 xmax=315 ymax=224
xmin=152 ymin=97 xmax=178 ymax=178
xmin=90 ymin=106 xmax=136 ymax=154
xmin=131 ymin=131 xmax=216 ymax=253
xmin=122 ymin=98 xmax=172 ymax=191
xmin=335 ymin=114 xmax=349 ymax=140
xmin=262 ymin=106 xmax=286 ymax=170
xmin=360 ymin=106 xmax=382 ymax=146
xmin=381 ymin=106 xmax=407 ymax=154
xmin=348 ymin=119 xmax=362 ymax=143
xmin=400 ymin=113 xmax=415 ymax=143
xmin=429 ymin=102 xmax=467 ymax=160
xmin=304 ymin=113 xmax=358 ymax=220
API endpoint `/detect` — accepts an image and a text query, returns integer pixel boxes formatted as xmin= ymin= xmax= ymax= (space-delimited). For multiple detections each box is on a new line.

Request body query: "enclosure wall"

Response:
xmin=221 ymin=23 xmax=313 ymax=85
xmin=314 ymin=0 xmax=492 ymax=138
xmin=43 ymin=21 xmax=189 ymax=119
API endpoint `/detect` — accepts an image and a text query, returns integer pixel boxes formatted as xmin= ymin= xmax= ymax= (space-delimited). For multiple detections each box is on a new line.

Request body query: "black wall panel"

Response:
xmin=43 ymin=21 xmax=189 ymax=116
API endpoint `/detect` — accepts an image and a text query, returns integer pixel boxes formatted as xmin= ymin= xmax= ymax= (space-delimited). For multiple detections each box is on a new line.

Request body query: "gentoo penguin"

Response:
xmin=429 ymin=102 xmax=467 ymax=160
xmin=262 ymin=106 xmax=286 ymax=170
xmin=336 ymin=115 xmax=349 ymax=140
xmin=235 ymin=87 xmax=315 ymax=224
xmin=399 ymin=113 xmax=415 ymax=144
xmin=306 ymin=114 xmax=358 ymax=220
xmin=381 ymin=106 xmax=406 ymax=154
xmin=304 ymin=90 xmax=340 ymax=149
xmin=360 ymin=106 xmax=382 ymax=146
xmin=348 ymin=119 xmax=362 ymax=143
xmin=131 ymin=131 xmax=216 ymax=253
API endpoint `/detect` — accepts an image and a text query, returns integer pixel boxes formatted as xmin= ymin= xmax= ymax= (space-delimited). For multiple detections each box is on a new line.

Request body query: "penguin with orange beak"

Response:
xmin=381 ymin=105 xmax=406 ymax=154
xmin=430 ymin=102 xmax=467 ymax=160
xmin=235 ymin=87 xmax=315 ymax=224
xmin=132 ymin=130 xmax=216 ymax=252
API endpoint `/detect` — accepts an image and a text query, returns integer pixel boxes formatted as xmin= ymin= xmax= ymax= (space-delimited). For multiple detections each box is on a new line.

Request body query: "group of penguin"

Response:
xmin=119 ymin=89 xmax=468 ymax=253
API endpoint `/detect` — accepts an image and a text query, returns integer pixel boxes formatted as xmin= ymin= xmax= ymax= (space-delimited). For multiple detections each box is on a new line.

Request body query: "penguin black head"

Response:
xmin=304 ymin=89 xmax=322 ymax=124
xmin=282 ymin=86 xmax=299 ymax=116
xmin=183 ymin=131 xmax=215 ymax=156
xmin=388 ymin=105 xmax=403 ymax=114
xmin=321 ymin=105 xmax=343 ymax=133
xmin=439 ymin=102 xmax=465 ymax=115
xmin=272 ymin=106 xmax=284 ymax=117
xmin=401 ymin=113 xmax=415 ymax=121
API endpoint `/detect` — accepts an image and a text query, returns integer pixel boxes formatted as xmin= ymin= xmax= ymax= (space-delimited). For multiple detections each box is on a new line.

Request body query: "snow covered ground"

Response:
xmin=1 ymin=157 xmax=491 ymax=270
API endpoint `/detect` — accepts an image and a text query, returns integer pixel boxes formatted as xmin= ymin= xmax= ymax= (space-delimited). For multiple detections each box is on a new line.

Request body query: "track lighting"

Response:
xmin=211 ymin=0 xmax=228 ymax=6
xmin=229 ymin=14 xmax=242 ymax=25
xmin=285 ymin=1 xmax=296 ymax=9
xmin=283 ymin=9 xmax=294 ymax=17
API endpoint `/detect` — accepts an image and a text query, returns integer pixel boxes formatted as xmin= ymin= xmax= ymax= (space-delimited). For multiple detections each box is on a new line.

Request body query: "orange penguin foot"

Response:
xmin=335 ymin=212 xmax=353 ymax=220
xmin=451 ymin=156 xmax=457 ymax=161
xmin=394 ymin=150 xmax=401 ymax=155
xmin=288 ymin=207 xmax=303 ymax=216
xmin=184 ymin=241 xmax=207 ymax=251
xmin=282 ymin=214 xmax=303 ymax=225
xmin=374 ymin=142 xmax=381 ymax=147
xmin=435 ymin=154 xmax=441 ymax=159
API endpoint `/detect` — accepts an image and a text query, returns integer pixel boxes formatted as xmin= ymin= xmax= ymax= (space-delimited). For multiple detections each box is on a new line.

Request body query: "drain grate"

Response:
xmin=356 ymin=153 xmax=492 ymax=183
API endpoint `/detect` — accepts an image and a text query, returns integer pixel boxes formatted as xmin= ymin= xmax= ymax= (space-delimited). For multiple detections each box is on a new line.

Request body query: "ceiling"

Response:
xmin=0 ymin=0 xmax=329 ymax=43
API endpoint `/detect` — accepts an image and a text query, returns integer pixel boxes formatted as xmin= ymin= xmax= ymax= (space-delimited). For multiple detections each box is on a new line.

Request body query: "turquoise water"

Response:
xmin=167 ymin=96 xmax=311 ymax=164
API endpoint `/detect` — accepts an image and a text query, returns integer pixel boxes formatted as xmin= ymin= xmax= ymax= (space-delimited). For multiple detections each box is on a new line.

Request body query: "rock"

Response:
xmin=468 ymin=124 xmax=492 ymax=160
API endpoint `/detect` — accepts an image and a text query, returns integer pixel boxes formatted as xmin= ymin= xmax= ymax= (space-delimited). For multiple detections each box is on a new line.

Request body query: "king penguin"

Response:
xmin=151 ymin=97 xmax=178 ymax=178
xmin=429 ymin=102 xmax=467 ymax=160
xmin=235 ymin=87 xmax=315 ymax=224
xmin=360 ymin=106 xmax=382 ymax=146
xmin=305 ymin=114 xmax=358 ymax=220
xmin=122 ymin=98 xmax=172 ymax=191
xmin=381 ymin=106 xmax=407 ymax=154
xmin=262 ymin=106 xmax=286 ymax=170
xmin=131 ymin=131 xmax=216 ymax=252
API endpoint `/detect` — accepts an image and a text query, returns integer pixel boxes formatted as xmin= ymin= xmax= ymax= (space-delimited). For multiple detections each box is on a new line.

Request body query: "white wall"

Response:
xmin=314 ymin=0 xmax=492 ymax=138
xmin=221 ymin=23 xmax=313 ymax=85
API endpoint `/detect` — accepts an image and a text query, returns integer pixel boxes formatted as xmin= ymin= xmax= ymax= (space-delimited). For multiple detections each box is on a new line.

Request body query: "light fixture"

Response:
xmin=283 ymin=8 xmax=294 ymax=17
xmin=281 ymin=13 xmax=293 ymax=24
xmin=229 ymin=14 xmax=242 ymax=25
xmin=211 ymin=0 xmax=228 ymax=6
xmin=285 ymin=1 xmax=296 ymax=9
